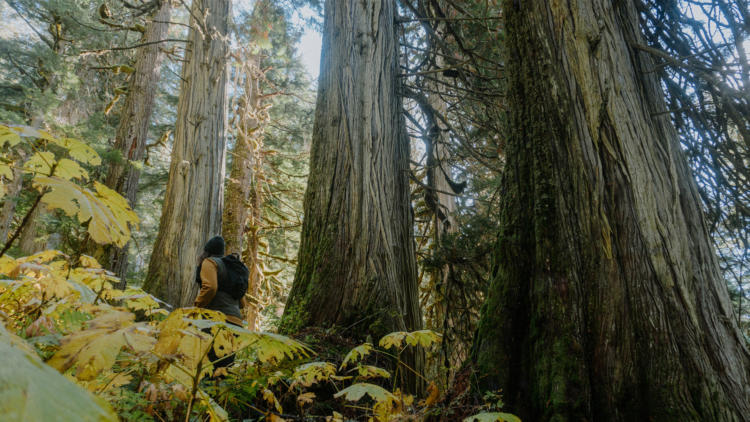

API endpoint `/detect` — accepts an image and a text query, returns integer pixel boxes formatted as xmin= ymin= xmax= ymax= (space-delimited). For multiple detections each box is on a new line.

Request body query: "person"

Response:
xmin=193 ymin=235 xmax=247 ymax=368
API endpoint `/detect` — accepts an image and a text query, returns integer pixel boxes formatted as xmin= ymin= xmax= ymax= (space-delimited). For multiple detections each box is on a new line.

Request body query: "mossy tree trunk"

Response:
xmin=222 ymin=52 xmax=260 ymax=256
xmin=143 ymin=0 xmax=229 ymax=307
xmin=222 ymin=50 xmax=264 ymax=328
xmin=99 ymin=1 xmax=171 ymax=288
xmin=281 ymin=0 xmax=421 ymax=340
xmin=472 ymin=0 xmax=750 ymax=420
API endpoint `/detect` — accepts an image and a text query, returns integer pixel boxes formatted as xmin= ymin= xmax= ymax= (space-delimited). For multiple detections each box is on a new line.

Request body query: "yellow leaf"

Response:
xmin=47 ymin=317 xmax=155 ymax=381
xmin=0 ymin=325 xmax=118 ymax=421
xmin=0 ymin=125 xmax=22 ymax=147
xmin=356 ymin=365 xmax=391 ymax=380
xmin=297 ymin=392 xmax=316 ymax=407
xmin=410 ymin=329 xmax=442 ymax=347
xmin=378 ymin=331 xmax=408 ymax=350
xmin=0 ymin=255 xmax=18 ymax=276
xmin=54 ymin=158 xmax=88 ymax=181
xmin=292 ymin=362 xmax=336 ymax=387
xmin=212 ymin=328 xmax=235 ymax=358
xmin=37 ymin=273 xmax=73 ymax=298
xmin=17 ymin=249 xmax=66 ymax=264
xmin=333 ymin=383 xmax=395 ymax=403
xmin=340 ymin=342 xmax=373 ymax=370
xmin=463 ymin=412 xmax=521 ymax=422
xmin=78 ymin=255 xmax=102 ymax=269
xmin=420 ymin=382 xmax=440 ymax=407
xmin=24 ymin=151 xmax=55 ymax=175
xmin=51 ymin=137 xmax=101 ymax=165
xmin=0 ymin=162 xmax=14 ymax=180
xmin=10 ymin=125 xmax=55 ymax=141
xmin=197 ymin=389 xmax=229 ymax=422
xmin=262 ymin=389 xmax=283 ymax=413
xmin=378 ymin=330 xmax=441 ymax=350
xmin=33 ymin=176 xmax=138 ymax=247
xmin=326 ymin=411 xmax=344 ymax=422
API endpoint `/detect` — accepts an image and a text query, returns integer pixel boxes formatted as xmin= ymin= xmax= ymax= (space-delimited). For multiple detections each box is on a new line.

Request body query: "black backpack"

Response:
xmin=209 ymin=254 xmax=249 ymax=300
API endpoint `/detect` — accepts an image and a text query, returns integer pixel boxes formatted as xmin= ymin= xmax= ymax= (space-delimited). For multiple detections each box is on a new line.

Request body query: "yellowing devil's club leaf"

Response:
xmin=33 ymin=176 xmax=138 ymax=247
xmin=54 ymin=158 xmax=89 ymax=181
xmin=47 ymin=311 xmax=156 ymax=381
xmin=50 ymin=137 xmax=101 ymax=165
xmin=106 ymin=288 xmax=161 ymax=311
xmin=0 ymin=124 xmax=22 ymax=147
xmin=340 ymin=342 xmax=373 ymax=370
xmin=333 ymin=383 xmax=395 ymax=403
xmin=378 ymin=329 xmax=442 ymax=350
xmin=463 ymin=412 xmax=521 ymax=422
xmin=78 ymin=255 xmax=102 ymax=269
xmin=24 ymin=151 xmax=55 ymax=175
xmin=291 ymin=362 xmax=336 ymax=387
xmin=0 ymin=161 xmax=13 ymax=180
xmin=17 ymin=249 xmax=66 ymax=264
xmin=0 ymin=255 xmax=18 ymax=276
xmin=356 ymin=365 xmax=391 ymax=380
xmin=185 ymin=314 xmax=311 ymax=364
xmin=0 ymin=324 xmax=117 ymax=421
xmin=297 ymin=392 xmax=316 ymax=407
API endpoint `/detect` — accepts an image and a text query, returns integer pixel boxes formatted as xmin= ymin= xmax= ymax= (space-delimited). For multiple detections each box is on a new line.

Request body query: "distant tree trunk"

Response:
xmin=423 ymin=69 xmax=464 ymax=376
xmin=222 ymin=53 xmax=260 ymax=256
xmin=0 ymin=150 xmax=26 ymax=244
xmin=242 ymin=180 xmax=262 ymax=330
xmin=281 ymin=0 xmax=421 ymax=341
xmin=142 ymin=0 xmax=229 ymax=307
xmin=472 ymin=0 xmax=750 ymax=420
xmin=98 ymin=1 xmax=171 ymax=288
xmin=18 ymin=204 xmax=46 ymax=254
xmin=223 ymin=50 xmax=265 ymax=328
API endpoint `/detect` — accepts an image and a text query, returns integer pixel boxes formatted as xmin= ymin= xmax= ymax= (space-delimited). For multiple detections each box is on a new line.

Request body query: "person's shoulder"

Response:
xmin=202 ymin=257 xmax=219 ymax=269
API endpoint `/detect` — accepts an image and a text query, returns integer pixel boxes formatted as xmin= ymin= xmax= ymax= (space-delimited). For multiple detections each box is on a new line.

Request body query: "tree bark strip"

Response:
xmin=472 ymin=0 xmax=750 ymax=420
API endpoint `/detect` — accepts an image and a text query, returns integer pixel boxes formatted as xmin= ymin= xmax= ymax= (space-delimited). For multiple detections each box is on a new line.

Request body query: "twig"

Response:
xmin=79 ymin=38 xmax=189 ymax=55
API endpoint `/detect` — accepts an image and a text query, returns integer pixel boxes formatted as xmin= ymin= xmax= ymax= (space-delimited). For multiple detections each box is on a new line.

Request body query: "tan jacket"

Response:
xmin=194 ymin=258 xmax=247 ymax=326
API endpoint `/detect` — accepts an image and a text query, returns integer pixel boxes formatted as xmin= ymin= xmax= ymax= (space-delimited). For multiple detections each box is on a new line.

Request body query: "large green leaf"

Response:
xmin=0 ymin=325 xmax=117 ymax=421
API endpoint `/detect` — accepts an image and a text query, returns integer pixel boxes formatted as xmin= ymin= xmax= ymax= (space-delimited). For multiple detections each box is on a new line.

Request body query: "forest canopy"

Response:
xmin=0 ymin=0 xmax=748 ymax=421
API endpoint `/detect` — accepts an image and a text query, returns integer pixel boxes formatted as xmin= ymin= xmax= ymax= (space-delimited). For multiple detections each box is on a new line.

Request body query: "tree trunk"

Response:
xmin=281 ymin=0 xmax=421 ymax=341
xmin=222 ymin=53 xmax=261 ymax=256
xmin=472 ymin=1 xmax=750 ymax=420
xmin=0 ymin=150 xmax=27 ymax=244
xmin=98 ymin=1 xmax=171 ymax=288
xmin=18 ymin=204 xmax=46 ymax=254
xmin=223 ymin=50 xmax=264 ymax=329
xmin=142 ymin=0 xmax=229 ymax=307
xmin=242 ymin=181 xmax=262 ymax=330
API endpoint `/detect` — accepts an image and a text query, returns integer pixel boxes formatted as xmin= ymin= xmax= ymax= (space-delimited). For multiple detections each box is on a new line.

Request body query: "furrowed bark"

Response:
xmin=281 ymin=0 xmax=421 ymax=340
xmin=98 ymin=1 xmax=171 ymax=288
xmin=143 ymin=0 xmax=229 ymax=307
xmin=472 ymin=0 xmax=750 ymax=420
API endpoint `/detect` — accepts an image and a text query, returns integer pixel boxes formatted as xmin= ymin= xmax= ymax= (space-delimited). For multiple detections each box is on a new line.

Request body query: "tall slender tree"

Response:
xmin=142 ymin=0 xmax=230 ymax=306
xmin=281 ymin=0 xmax=421 ymax=340
xmin=472 ymin=0 xmax=750 ymax=420
xmin=100 ymin=0 xmax=172 ymax=287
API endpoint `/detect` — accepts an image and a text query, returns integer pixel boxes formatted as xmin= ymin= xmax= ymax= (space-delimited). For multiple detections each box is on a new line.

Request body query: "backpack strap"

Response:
xmin=208 ymin=256 xmax=227 ymax=285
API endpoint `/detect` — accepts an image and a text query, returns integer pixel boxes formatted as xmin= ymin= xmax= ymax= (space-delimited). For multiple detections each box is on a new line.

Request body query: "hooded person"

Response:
xmin=194 ymin=235 xmax=247 ymax=326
